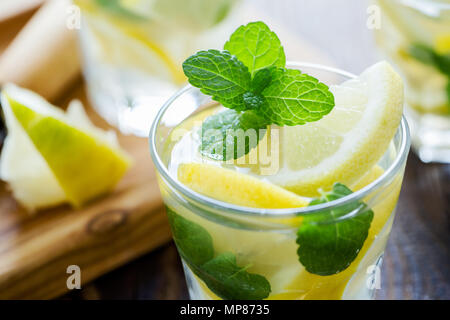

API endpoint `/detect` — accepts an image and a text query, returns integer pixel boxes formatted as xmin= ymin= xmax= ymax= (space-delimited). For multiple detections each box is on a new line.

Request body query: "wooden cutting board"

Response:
xmin=0 ymin=83 xmax=171 ymax=299
xmin=0 ymin=0 xmax=171 ymax=299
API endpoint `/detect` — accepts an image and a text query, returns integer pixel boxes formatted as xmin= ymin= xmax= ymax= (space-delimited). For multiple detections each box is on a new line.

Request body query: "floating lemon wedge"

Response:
xmin=0 ymin=84 xmax=132 ymax=211
xmin=178 ymin=162 xmax=308 ymax=209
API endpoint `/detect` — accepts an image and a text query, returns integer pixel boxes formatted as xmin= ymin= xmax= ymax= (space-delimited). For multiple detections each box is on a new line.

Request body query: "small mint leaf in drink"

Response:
xmin=183 ymin=50 xmax=251 ymax=111
xmin=200 ymin=109 xmax=268 ymax=161
xmin=251 ymin=68 xmax=273 ymax=94
xmin=224 ymin=21 xmax=286 ymax=77
xmin=166 ymin=207 xmax=214 ymax=266
xmin=296 ymin=183 xmax=374 ymax=276
xmin=262 ymin=68 xmax=335 ymax=126
xmin=166 ymin=208 xmax=271 ymax=300
xmin=199 ymin=252 xmax=271 ymax=300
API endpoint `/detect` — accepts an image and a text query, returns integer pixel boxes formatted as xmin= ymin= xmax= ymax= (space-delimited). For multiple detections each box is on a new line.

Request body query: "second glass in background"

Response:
xmin=375 ymin=0 xmax=450 ymax=163
xmin=75 ymin=0 xmax=241 ymax=136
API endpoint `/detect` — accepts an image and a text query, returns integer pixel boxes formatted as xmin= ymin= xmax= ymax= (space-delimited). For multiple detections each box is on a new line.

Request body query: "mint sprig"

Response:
xmin=166 ymin=207 xmax=271 ymax=299
xmin=183 ymin=21 xmax=335 ymax=160
xmin=296 ymin=183 xmax=374 ymax=276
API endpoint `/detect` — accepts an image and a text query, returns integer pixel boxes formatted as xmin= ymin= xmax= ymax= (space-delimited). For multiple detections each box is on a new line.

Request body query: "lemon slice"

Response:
xmin=260 ymin=61 xmax=403 ymax=197
xmin=0 ymin=84 xmax=132 ymax=211
xmin=178 ymin=162 xmax=308 ymax=208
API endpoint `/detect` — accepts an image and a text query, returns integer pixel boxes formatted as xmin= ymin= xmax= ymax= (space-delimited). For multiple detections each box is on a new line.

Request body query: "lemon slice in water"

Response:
xmin=261 ymin=61 xmax=403 ymax=196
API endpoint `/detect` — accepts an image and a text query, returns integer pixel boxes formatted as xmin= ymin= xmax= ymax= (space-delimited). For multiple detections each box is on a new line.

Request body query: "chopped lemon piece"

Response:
xmin=0 ymin=84 xmax=131 ymax=211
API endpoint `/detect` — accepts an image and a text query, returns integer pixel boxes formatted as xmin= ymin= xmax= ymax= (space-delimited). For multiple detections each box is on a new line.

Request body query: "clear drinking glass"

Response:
xmin=149 ymin=63 xmax=411 ymax=300
xmin=375 ymin=0 xmax=450 ymax=163
xmin=75 ymin=0 xmax=241 ymax=136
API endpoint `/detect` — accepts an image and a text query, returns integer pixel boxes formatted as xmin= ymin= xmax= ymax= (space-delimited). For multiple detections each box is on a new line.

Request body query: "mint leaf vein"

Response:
xmin=262 ymin=68 xmax=335 ymax=126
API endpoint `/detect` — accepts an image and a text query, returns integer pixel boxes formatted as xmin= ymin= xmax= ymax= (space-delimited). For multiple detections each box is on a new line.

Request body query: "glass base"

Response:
xmin=405 ymin=106 xmax=450 ymax=163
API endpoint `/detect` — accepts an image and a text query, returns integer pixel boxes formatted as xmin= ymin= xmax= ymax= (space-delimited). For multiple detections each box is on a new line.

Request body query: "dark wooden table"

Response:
xmin=62 ymin=153 xmax=449 ymax=300
xmin=0 ymin=0 xmax=432 ymax=300
xmin=60 ymin=0 xmax=450 ymax=301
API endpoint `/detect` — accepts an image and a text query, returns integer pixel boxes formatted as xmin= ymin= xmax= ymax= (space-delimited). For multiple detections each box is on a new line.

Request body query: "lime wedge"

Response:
xmin=0 ymin=84 xmax=132 ymax=211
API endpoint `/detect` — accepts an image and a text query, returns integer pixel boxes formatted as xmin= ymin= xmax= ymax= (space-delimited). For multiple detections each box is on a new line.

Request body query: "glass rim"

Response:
xmin=149 ymin=62 xmax=411 ymax=218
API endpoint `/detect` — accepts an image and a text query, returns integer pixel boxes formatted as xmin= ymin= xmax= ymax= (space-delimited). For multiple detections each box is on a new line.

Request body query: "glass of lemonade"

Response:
xmin=75 ymin=0 xmax=240 ymax=136
xmin=149 ymin=62 xmax=411 ymax=300
xmin=375 ymin=0 xmax=450 ymax=163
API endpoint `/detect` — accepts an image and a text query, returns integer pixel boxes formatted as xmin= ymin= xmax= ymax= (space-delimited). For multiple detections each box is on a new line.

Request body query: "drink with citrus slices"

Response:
xmin=374 ymin=0 xmax=450 ymax=163
xmin=75 ymin=0 xmax=240 ymax=136
xmin=150 ymin=22 xmax=410 ymax=300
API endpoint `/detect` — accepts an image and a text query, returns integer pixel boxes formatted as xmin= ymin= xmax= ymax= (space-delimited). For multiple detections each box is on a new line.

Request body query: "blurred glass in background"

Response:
xmin=75 ymin=0 xmax=241 ymax=136
xmin=375 ymin=0 xmax=450 ymax=163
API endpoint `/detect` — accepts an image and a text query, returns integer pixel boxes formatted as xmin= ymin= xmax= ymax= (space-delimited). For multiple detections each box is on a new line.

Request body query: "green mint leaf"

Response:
xmin=251 ymin=68 xmax=273 ymax=93
xmin=224 ymin=21 xmax=286 ymax=77
xmin=166 ymin=207 xmax=214 ymax=266
xmin=296 ymin=183 xmax=374 ymax=276
xmin=199 ymin=252 xmax=271 ymax=300
xmin=166 ymin=208 xmax=271 ymax=300
xmin=183 ymin=49 xmax=251 ymax=111
xmin=200 ymin=109 xmax=268 ymax=161
xmin=261 ymin=68 xmax=335 ymax=126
